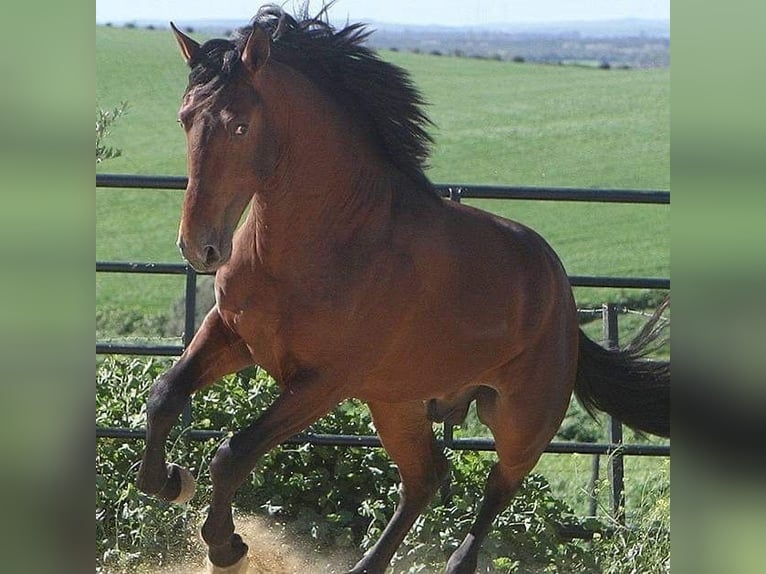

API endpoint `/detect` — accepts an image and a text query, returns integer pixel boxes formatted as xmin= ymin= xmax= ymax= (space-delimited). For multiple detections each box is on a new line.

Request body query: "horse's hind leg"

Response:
xmin=136 ymin=309 xmax=252 ymax=503
xmin=446 ymin=366 xmax=574 ymax=573
xmin=347 ymin=400 xmax=448 ymax=574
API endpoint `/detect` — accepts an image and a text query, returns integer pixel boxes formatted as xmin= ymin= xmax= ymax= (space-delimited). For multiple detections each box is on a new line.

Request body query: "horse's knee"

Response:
xmin=209 ymin=438 xmax=257 ymax=492
xmin=146 ymin=374 xmax=188 ymax=427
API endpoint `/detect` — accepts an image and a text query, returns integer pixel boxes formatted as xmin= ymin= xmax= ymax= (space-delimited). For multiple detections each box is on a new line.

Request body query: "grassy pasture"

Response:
xmin=96 ymin=25 xmax=668 ymax=329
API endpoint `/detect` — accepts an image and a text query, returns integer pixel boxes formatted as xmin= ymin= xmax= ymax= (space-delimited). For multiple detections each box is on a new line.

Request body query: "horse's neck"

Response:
xmin=245 ymin=75 xmax=405 ymax=278
xmin=248 ymin=161 xmax=396 ymax=277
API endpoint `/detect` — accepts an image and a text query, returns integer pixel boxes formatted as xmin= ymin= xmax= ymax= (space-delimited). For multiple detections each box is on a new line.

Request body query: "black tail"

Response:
xmin=574 ymin=299 xmax=670 ymax=438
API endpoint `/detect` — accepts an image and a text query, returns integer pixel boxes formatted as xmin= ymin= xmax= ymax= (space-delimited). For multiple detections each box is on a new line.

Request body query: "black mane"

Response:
xmin=186 ymin=4 xmax=436 ymax=194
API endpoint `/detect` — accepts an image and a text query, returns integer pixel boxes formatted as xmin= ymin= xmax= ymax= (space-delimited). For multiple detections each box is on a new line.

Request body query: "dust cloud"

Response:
xmin=123 ymin=514 xmax=355 ymax=574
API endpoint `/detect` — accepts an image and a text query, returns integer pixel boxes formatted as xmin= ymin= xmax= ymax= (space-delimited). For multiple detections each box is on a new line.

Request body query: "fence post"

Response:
xmin=588 ymin=453 xmax=600 ymax=517
xmin=438 ymin=188 xmax=463 ymax=503
xmin=181 ymin=266 xmax=197 ymax=431
xmin=603 ymin=303 xmax=625 ymax=524
xmin=441 ymin=422 xmax=454 ymax=504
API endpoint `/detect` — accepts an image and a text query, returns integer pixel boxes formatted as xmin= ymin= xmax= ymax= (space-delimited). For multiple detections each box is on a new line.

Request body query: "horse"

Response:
xmin=136 ymin=7 xmax=670 ymax=573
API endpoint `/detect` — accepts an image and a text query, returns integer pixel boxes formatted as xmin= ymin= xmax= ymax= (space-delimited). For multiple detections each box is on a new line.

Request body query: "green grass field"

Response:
xmin=96 ymin=25 xmax=669 ymax=333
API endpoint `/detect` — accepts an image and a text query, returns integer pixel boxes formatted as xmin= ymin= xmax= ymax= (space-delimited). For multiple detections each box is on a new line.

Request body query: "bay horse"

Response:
xmin=136 ymin=7 xmax=669 ymax=573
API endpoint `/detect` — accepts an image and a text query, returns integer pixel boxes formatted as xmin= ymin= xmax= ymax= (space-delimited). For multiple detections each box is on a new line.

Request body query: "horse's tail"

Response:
xmin=573 ymin=298 xmax=670 ymax=438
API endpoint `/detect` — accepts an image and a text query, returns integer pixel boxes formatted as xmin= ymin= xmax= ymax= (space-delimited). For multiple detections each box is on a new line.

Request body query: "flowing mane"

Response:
xmin=185 ymin=4 xmax=436 ymax=194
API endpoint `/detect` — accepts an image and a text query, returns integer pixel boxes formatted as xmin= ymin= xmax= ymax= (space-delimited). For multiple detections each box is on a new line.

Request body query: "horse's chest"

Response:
xmin=214 ymin=271 xmax=332 ymax=376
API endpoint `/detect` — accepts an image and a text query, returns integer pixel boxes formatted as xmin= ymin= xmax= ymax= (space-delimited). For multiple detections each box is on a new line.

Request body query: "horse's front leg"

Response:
xmin=136 ymin=308 xmax=252 ymax=502
xmin=202 ymin=370 xmax=345 ymax=573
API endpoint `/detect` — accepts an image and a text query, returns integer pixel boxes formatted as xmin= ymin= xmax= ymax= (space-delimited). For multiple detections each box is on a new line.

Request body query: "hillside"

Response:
xmin=100 ymin=19 xmax=670 ymax=68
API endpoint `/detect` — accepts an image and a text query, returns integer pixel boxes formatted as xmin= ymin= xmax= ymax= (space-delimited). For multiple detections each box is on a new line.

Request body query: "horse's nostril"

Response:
xmin=203 ymin=245 xmax=221 ymax=267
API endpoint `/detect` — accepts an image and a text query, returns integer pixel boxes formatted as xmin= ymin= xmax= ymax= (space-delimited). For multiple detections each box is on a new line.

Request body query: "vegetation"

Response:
xmin=96 ymin=101 xmax=128 ymax=163
xmin=364 ymin=23 xmax=669 ymax=68
xmin=96 ymin=25 xmax=669 ymax=573
xmin=97 ymin=357 xmax=669 ymax=573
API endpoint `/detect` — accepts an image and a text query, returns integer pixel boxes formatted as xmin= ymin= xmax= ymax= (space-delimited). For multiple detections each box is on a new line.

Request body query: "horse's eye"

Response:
xmin=233 ymin=123 xmax=249 ymax=136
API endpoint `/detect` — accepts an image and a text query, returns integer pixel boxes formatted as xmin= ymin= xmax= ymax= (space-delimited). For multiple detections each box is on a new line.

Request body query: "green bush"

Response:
xmin=96 ymin=102 xmax=128 ymax=163
xmin=595 ymin=459 xmax=670 ymax=574
xmin=97 ymin=357 xmax=207 ymax=572
xmin=96 ymin=356 xmax=669 ymax=572
xmin=360 ymin=460 xmax=600 ymax=573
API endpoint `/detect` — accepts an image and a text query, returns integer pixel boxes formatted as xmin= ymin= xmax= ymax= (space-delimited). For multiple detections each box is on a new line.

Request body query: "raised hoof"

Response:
xmin=206 ymin=552 xmax=248 ymax=574
xmin=168 ymin=463 xmax=196 ymax=504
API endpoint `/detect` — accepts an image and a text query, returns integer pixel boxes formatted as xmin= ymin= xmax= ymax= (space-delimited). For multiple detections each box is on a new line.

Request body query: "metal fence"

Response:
xmin=96 ymin=173 xmax=670 ymax=531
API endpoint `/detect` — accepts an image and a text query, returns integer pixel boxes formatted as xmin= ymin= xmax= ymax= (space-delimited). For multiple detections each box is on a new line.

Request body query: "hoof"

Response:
xmin=169 ymin=463 xmax=196 ymax=504
xmin=206 ymin=553 xmax=248 ymax=574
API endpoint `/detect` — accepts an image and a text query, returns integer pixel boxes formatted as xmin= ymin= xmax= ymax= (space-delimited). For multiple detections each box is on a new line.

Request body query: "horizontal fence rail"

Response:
xmin=96 ymin=173 xmax=670 ymax=529
xmin=96 ymin=173 xmax=670 ymax=204
xmin=95 ymin=260 xmax=670 ymax=289
xmin=96 ymin=427 xmax=669 ymax=457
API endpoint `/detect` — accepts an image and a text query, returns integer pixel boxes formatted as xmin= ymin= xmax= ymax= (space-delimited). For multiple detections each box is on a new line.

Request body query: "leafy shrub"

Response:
xmin=595 ymin=459 xmax=670 ymax=574
xmin=97 ymin=357 xmax=207 ymax=572
xmin=96 ymin=306 xmax=169 ymax=338
xmin=161 ymin=276 xmax=216 ymax=338
xmin=97 ymin=356 xmax=668 ymax=572
xmin=96 ymin=102 xmax=128 ymax=163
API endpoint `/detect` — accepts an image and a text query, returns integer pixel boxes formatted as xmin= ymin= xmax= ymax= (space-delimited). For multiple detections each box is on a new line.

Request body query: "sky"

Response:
xmin=96 ymin=0 xmax=670 ymax=28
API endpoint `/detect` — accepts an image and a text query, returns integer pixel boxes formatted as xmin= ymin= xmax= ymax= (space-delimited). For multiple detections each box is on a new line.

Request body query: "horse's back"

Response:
xmin=401 ymin=197 xmax=576 ymax=333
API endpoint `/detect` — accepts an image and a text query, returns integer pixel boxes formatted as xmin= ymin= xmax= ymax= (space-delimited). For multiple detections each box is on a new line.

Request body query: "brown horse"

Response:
xmin=136 ymin=7 xmax=669 ymax=573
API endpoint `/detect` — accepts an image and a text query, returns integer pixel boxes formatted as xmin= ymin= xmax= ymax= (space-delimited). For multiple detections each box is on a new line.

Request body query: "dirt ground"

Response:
xmin=135 ymin=514 xmax=355 ymax=574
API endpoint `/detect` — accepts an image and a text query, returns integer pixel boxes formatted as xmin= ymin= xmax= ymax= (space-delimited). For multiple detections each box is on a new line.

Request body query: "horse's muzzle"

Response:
xmin=177 ymin=235 xmax=229 ymax=273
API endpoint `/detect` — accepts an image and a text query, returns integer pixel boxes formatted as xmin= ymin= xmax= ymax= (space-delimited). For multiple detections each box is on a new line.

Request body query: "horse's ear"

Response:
xmin=170 ymin=22 xmax=200 ymax=65
xmin=242 ymin=27 xmax=271 ymax=74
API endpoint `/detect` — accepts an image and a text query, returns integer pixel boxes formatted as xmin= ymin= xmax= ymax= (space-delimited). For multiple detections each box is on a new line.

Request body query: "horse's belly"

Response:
xmin=352 ymin=317 xmax=518 ymax=403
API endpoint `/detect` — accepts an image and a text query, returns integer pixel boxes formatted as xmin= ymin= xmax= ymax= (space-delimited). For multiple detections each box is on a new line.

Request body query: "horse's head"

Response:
xmin=170 ymin=7 xmax=437 ymax=272
xmin=171 ymin=23 xmax=279 ymax=272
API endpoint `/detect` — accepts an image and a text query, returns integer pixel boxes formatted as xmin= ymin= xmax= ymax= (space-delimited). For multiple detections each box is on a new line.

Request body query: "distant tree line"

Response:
xmin=387 ymin=46 xmax=630 ymax=69
xmin=101 ymin=22 xmax=666 ymax=68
